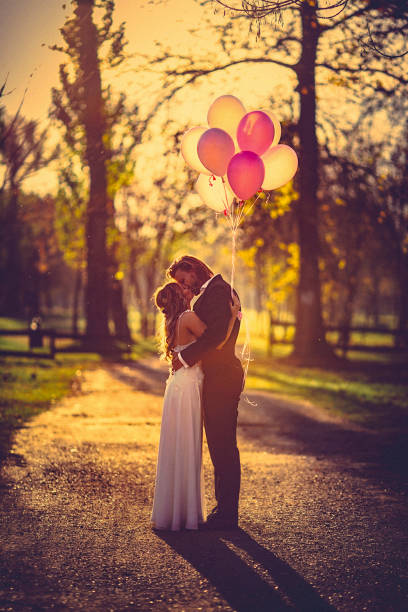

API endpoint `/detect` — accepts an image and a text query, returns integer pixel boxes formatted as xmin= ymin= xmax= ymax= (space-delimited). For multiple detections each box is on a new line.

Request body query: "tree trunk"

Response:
xmin=368 ymin=263 xmax=381 ymax=327
xmin=110 ymin=278 xmax=132 ymax=343
xmin=24 ymin=249 xmax=41 ymax=323
xmin=396 ymin=250 xmax=408 ymax=348
xmin=106 ymin=204 xmax=132 ymax=344
xmin=339 ymin=269 xmax=358 ymax=357
xmin=75 ymin=0 xmax=110 ymax=349
xmin=72 ymin=265 xmax=82 ymax=336
xmin=292 ymin=4 xmax=334 ymax=364
xmin=139 ymin=310 xmax=149 ymax=339
xmin=2 ymin=187 xmax=23 ymax=315
xmin=267 ymin=308 xmax=275 ymax=357
xmin=130 ymin=266 xmax=148 ymax=338
xmin=254 ymin=251 xmax=264 ymax=313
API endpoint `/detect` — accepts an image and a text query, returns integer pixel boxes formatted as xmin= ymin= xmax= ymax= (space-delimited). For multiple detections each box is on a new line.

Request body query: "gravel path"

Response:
xmin=1 ymin=358 xmax=407 ymax=611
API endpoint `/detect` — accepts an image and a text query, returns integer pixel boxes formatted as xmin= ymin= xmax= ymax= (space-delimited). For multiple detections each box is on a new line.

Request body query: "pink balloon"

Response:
xmin=227 ymin=151 xmax=265 ymax=201
xmin=237 ymin=111 xmax=275 ymax=156
xmin=197 ymin=128 xmax=235 ymax=177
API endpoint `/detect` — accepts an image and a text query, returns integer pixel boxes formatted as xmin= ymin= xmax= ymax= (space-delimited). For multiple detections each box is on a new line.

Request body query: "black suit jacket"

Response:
xmin=180 ymin=274 xmax=244 ymax=394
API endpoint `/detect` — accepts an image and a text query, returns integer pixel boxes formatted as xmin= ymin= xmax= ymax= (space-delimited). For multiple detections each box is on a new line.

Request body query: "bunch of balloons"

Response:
xmin=181 ymin=94 xmax=298 ymax=215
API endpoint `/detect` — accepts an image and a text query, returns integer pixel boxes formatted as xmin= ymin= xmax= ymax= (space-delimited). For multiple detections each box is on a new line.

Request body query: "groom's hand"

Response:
xmin=171 ymin=353 xmax=183 ymax=374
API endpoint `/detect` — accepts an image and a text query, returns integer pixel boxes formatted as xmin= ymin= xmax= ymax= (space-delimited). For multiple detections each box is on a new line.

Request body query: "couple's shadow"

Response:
xmin=155 ymin=527 xmax=336 ymax=612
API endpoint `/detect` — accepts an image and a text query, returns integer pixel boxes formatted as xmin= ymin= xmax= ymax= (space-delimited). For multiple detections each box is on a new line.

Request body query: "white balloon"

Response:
xmin=260 ymin=109 xmax=281 ymax=147
xmin=207 ymin=95 xmax=246 ymax=142
xmin=262 ymin=144 xmax=298 ymax=191
xmin=181 ymin=126 xmax=211 ymax=175
xmin=195 ymin=173 xmax=234 ymax=212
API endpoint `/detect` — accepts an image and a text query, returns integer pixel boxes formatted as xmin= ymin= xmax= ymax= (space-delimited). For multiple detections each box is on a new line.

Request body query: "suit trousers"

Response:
xmin=202 ymin=383 xmax=241 ymax=520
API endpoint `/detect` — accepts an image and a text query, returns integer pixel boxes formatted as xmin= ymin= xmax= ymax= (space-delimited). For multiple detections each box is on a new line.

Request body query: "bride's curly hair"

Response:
xmin=154 ymin=282 xmax=188 ymax=361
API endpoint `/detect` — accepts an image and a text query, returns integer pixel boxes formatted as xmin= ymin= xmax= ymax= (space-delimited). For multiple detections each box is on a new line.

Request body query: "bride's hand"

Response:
xmin=230 ymin=293 xmax=241 ymax=319
xmin=217 ymin=293 xmax=241 ymax=350
xmin=171 ymin=351 xmax=183 ymax=374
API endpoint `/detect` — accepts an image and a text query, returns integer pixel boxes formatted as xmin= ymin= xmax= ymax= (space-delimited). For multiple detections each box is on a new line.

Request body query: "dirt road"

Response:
xmin=1 ymin=358 xmax=407 ymax=611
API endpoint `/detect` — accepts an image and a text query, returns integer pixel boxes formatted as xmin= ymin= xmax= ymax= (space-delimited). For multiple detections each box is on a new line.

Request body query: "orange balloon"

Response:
xmin=207 ymin=95 xmax=246 ymax=141
xmin=197 ymin=128 xmax=235 ymax=177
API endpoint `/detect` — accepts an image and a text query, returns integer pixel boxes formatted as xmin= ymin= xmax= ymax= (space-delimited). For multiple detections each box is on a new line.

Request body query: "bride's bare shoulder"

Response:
xmin=179 ymin=310 xmax=206 ymax=335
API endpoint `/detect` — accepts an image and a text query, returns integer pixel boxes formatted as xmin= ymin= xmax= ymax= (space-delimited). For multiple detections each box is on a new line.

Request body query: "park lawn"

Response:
xmin=0 ymin=354 xmax=101 ymax=451
xmin=245 ymin=352 xmax=408 ymax=430
xmin=1 ymin=309 xmax=406 ymax=443
xmin=0 ymin=330 xmax=158 ymax=458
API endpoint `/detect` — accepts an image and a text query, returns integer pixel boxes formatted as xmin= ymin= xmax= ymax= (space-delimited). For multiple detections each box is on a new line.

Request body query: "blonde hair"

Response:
xmin=154 ymin=282 xmax=187 ymax=361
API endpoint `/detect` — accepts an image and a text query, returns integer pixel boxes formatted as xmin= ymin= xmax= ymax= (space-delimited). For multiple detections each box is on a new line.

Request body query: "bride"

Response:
xmin=151 ymin=281 xmax=239 ymax=531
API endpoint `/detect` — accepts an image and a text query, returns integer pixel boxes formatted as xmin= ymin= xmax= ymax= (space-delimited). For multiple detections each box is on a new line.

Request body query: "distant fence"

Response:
xmin=0 ymin=322 xmax=406 ymax=360
xmin=266 ymin=320 xmax=407 ymax=356
xmin=0 ymin=328 xmax=83 ymax=359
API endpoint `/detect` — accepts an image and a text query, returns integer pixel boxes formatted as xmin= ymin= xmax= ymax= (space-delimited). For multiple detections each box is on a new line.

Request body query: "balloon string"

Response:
xmin=221 ymin=177 xmax=232 ymax=217
xmin=221 ymin=180 xmax=254 ymax=404
xmin=231 ymin=226 xmax=236 ymax=296
xmin=240 ymin=309 xmax=256 ymax=406
xmin=230 ymin=206 xmax=254 ymax=405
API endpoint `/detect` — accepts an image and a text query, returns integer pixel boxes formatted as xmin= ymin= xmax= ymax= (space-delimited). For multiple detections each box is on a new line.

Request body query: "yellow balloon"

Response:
xmin=195 ymin=173 xmax=234 ymax=212
xmin=207 ymin=95 xmax=246 ymax=141
xmin=262 ymin=144 xmax=298 ymax=191
xmin=181 ymin=127 xmax=212 ymax=175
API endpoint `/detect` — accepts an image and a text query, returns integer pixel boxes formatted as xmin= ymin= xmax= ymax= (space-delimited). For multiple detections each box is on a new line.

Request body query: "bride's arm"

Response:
xmin=216 ymin=292 xmax=240 ymax=350
xmin=182 ymin=294 xmax=240 ymax=350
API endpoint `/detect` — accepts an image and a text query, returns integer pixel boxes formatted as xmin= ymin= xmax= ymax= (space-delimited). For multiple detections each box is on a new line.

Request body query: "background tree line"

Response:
xmin=0 ymin=0 xmax=407 ymax=363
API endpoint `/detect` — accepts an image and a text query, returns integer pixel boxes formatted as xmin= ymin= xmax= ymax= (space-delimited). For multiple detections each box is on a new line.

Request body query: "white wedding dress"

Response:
xmin=151 ymin=340 xmax=206 ymax=531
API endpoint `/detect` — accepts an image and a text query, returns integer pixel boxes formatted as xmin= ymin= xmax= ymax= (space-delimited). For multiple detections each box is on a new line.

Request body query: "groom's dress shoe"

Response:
xmin=201 ymin=513 xmax=239 ymax=530
xmin=206 ymin=507 xmax=219 ymax=521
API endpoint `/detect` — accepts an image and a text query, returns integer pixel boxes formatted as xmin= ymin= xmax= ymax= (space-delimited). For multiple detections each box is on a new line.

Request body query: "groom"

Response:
xmin=168 ymin=255 xmax=244 ymax=529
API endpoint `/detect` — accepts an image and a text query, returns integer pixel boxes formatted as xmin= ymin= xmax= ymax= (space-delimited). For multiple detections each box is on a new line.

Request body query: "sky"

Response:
xmin=1 ymin=0 xmax=393 ymax=196
xmin=0 ymin=0 xmax=298 ymax=122
xmin=0 ymin=0 xmax=210 ymax=123
xmin=1 ymin=0 xmax=298 ymax=194
xmin=0 ymin=1 xmax=215 ymax=191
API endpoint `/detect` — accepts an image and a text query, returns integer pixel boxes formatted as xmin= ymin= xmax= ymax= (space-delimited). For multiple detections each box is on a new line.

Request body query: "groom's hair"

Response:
xmin=167 ymin=255 xmax=213 ymax=286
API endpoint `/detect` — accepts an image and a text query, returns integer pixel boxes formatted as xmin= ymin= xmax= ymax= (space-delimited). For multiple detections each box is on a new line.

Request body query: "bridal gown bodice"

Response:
xmin=168 ymin=342 xmax=203 ymax=387
xmin=151 ymin=341 xmax=206 ymax=531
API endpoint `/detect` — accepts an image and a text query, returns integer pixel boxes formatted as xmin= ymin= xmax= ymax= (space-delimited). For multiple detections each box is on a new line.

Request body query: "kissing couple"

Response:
xmin=151 ymin=255 xmax=244 ymax=531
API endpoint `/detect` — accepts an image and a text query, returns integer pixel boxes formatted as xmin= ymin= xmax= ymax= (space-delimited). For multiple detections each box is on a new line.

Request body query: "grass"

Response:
xmin=0 ymin=312 xmax=158 ymax=460
xmin=244 ymin=350 xmax=408 ymax=430
xmin=0 ymin=314 xmax=158 ymax=358
xmin=1 ymin=314 xmax=407 ymax=437
xmin=236 ymin=310 xmax=408 ymax=430
xmin=0 ymin=353 xmax=102 ymax=457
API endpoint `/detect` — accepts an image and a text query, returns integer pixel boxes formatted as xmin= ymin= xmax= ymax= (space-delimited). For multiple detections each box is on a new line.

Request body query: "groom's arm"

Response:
xmin=179 ymin=285 xmax=232 ymax=367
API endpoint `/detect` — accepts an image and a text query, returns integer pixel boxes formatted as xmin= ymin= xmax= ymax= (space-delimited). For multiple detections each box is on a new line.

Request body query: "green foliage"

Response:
xmin=0 ymin=354 xmax=100 ymax=456
xmin=237 ymin=183 xmax=299 ymax=314
xmin=245 ymin=353 xmax=408 ymax=430
xmin=55 ymin=181 xmax=86 ymax=269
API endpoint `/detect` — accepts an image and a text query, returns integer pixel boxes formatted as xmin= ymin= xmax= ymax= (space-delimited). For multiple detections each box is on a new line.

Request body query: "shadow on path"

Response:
xmin=156 ymin=527 xmax=337 ymax=612
xmin=110 ymin=360 xmax=408 ymax=492
xmin=110 ymin=359 xmax=168 ymax=396
xmin=242 ymin=391 xmax=408 ymax=492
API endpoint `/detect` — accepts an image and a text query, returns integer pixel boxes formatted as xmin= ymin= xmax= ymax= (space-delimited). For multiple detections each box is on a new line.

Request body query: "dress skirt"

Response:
xmin=151 ymin=364 xmax=206 ymax=531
